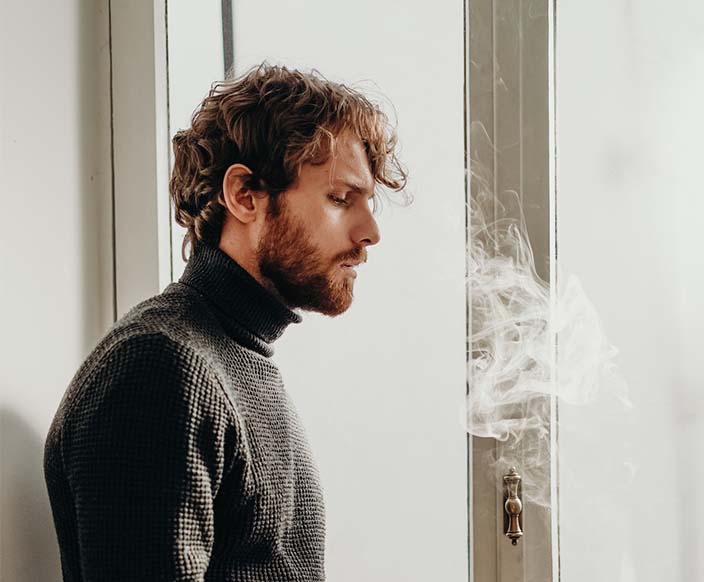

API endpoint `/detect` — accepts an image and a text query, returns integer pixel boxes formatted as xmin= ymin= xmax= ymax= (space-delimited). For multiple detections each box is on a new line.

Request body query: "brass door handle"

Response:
xmin=503 ymin=467 xmax=524 ymax=545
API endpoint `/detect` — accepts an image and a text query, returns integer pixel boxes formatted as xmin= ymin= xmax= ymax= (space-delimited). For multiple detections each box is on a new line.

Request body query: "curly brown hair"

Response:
xmin=169 ymin=62 xmax=409 ymax=260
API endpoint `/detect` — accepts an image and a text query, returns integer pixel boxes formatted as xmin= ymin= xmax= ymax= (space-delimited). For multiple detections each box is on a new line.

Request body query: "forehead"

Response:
xmin=303 ymin=131 xmax=375 ymax=194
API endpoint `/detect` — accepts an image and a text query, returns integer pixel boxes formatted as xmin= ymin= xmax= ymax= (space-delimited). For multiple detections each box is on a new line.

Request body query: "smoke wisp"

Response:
xmin=466 ymin=186 xmax=629 ymax=507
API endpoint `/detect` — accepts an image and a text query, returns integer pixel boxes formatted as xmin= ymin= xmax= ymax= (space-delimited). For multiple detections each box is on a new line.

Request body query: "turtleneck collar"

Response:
xmin=177 ymin=244 xmax=302 ymax=357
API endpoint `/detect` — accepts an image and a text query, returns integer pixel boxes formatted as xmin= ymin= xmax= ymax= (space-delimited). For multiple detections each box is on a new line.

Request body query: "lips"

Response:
xmin=340 ymin=263 xmax=359 ymax=278
xmin=341 ymin=256 xmax=366 ymax=267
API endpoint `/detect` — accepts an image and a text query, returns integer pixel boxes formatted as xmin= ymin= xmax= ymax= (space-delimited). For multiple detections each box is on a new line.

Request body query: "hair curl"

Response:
xmin=169 ymin=62 xmax=409 ymax=260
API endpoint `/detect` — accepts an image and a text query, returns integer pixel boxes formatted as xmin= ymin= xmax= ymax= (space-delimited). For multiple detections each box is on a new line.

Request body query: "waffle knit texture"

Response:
xmin=43 ymin=244 xmax=326 ymax=581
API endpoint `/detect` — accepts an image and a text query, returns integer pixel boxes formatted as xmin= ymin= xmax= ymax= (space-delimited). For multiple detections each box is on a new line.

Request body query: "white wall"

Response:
xmin=556 ymin=2 xmax=704 ymax=580
xmin=229 ymin=2 xmax=469 ymax=581
xmin=0 ymin=1 xmax=113 ymax=580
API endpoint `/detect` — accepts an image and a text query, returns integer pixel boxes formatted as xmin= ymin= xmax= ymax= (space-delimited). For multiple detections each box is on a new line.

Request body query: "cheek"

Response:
xmin=289 ymin=199 xmax=351 ymax=256
xmin=318 ymin=210 xmax=351 ymax=247
xmin=306 ymin=206 xmax=347 ymax=242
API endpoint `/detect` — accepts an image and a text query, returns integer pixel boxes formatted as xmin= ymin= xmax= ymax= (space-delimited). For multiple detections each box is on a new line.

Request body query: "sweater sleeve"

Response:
xmin=60 ymin=333 xmax=239 ymax=581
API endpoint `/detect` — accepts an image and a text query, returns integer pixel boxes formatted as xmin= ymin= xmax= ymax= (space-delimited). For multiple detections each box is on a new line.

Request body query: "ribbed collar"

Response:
xmin=177 ymin=244 xmax=302 ymax=357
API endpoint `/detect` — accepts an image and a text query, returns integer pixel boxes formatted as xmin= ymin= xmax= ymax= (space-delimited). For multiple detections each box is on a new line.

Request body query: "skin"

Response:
xmin=218 ymin=130 xmax=381 ymax=316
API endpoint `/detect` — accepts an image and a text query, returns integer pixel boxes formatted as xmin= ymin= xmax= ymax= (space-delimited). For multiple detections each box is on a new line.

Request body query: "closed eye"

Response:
xmin=328 ymin=194 xmax=350 ymax=207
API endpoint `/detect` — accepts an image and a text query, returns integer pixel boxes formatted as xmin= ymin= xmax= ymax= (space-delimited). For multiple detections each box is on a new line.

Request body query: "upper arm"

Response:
xmin=62 ymin=333 xmax=238 ymax=581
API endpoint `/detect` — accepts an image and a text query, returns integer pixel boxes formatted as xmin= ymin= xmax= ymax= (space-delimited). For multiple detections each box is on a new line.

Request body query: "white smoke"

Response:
xmin=466 ymin=186 xmax=629 ymax=507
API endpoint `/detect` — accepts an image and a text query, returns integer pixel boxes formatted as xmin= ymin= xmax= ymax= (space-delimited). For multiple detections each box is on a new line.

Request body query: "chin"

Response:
xmin=273 ymin=270 xmax=355 ymax=316
xmin=305 ymin=287 xmax=354 ymax=317
xmin=309 ymin=296 xmax=353 ymax=317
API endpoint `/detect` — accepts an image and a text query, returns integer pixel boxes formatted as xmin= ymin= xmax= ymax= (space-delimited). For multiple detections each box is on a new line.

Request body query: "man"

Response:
xmin=43 ymin=63 xmax=407 ymax=581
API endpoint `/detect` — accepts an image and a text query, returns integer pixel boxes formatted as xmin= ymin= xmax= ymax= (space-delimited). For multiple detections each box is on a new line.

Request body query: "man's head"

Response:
xmin=170 ymin=63 xmax=407 ymax=315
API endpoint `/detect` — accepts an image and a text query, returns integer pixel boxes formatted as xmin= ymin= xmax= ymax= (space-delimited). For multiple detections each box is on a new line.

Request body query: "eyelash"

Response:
xmin=328 ymin=194 xmax=350 ymax=207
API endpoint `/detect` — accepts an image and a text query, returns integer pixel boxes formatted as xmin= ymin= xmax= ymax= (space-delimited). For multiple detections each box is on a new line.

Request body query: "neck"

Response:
xmin=218 ymin=237 xmax=289 ymax=308
xmin=178 ymin=243 xmax=302 ymax=357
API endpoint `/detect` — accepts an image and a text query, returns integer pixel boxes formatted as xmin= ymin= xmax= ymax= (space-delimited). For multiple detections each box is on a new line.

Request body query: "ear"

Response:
xmin=221 ymin=163 xmax=267 ymax=224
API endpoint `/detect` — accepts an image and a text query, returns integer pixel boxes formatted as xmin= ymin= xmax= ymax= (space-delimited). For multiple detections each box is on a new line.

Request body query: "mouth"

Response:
xmin=340 ymin=261 xmax=361 ymax=278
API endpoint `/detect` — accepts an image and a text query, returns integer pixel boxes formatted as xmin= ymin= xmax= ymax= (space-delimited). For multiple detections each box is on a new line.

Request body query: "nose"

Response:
xmin=353 ymin=209 xmax=381 ymax=248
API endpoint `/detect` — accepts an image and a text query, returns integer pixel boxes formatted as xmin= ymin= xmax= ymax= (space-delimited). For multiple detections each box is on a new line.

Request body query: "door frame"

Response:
xmin=466 ymin=0 xmax=559 ymax=580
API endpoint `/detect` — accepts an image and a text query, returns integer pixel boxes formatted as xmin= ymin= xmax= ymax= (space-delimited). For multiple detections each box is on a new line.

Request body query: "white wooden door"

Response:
xmin=467 ymin=1 xmax=704 ymax=581
xmin=166 ymin=2 xmax=469 ymax=581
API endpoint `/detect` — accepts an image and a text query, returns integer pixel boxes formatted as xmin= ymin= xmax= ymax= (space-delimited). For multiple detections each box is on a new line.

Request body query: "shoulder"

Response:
xmin=50 ymin=330 xmax=243 ymax=495
xmin=61 ymin=332 xmax=225 ymax=420
xmin=60 ymin=282 xmax=239 ymax=419
xmin=51 ymin=331 xmax=242 ymax=466
xmin=80 ymin=283 xmax=229 ymax=379
xmin=55 ymin=285 xmax=256 ymax=427
xmin=109 ymin=283 xmax=271 ymax=380
xmin=109 ymin=282 xmax=223 ymax=346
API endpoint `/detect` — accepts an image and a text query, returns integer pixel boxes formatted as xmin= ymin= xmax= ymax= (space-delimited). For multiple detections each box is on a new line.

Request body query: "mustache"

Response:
xmin=337 ymin=248 xmax=367 ymax=264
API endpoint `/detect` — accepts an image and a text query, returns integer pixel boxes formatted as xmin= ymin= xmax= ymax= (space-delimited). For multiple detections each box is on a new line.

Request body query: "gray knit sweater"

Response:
xmin=44 ymin=244 xmax=326 ymax=581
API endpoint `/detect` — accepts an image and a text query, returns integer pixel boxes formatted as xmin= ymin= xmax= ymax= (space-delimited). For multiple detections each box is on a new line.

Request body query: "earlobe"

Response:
xmin=222 ymin=163 xmax=260 ymax=224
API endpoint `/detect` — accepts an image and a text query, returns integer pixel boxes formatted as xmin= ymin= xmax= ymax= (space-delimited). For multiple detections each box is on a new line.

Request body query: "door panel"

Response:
xmin=556 ymin=2 xmax=704 ymax=580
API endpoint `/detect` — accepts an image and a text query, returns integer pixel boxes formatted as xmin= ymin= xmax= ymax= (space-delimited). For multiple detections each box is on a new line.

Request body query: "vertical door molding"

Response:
xmin=467 ymin=0 xmax=555 ymax=580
